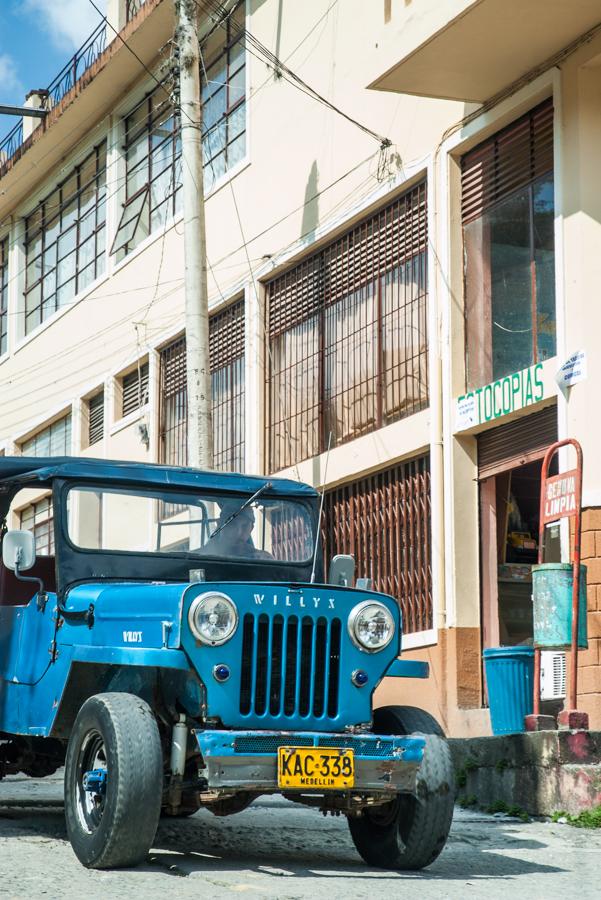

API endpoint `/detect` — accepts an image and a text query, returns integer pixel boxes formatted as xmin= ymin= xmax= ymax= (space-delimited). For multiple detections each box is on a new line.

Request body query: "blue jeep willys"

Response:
xmin=0 ymin=456 xmax=453 ymax=869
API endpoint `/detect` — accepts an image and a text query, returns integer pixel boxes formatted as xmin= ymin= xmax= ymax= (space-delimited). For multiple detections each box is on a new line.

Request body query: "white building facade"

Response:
xmin=2 ymin=0 xmax=601 ymax=735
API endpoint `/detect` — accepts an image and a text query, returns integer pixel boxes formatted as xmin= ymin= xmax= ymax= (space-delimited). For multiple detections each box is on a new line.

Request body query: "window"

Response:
xmin=20 ymin=496 xmax=54 ymax=555
xmin=160 ymin=335 xmax=187 ymax=468
xmin=159 ymin=300 xmax=245 ymax=472
xmin=122 ymin=363 xmax=149 ymax=417
xmin=24 ymin=143 xmax=107 ymax=334
xmin=210 ymin=300 xmax=245 ymax=471
xmin=0 ymin=236 xmax=7 ymax=355
xmin=21 ymin=415 xmax=72 ymax=457
xmin=266 ymin=183 xmax=428 ymax=471
xmin=88 ymin=390 xmax=104 ymax=445
xmin=112 ymin=89 xmax=182 ymax=259
xmin=323 ymin=456 xmax=432 ymax=635
xmin=201 ymin=2 xmax=246 ymax=192
xmin=66 ymin=485 xmax=313 ymax=563
xmin=113 ymin=6 xmax=246 ymax=258
xmin=462 ymin=99 xmax=555 ymax=389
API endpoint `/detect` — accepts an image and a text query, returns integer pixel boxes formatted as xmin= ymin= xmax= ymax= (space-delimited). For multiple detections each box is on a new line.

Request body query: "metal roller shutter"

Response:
xmin=478 ymin=405 xmax=557 ymax=480
xmin=323 ymin=455 xmax=432 ymax=635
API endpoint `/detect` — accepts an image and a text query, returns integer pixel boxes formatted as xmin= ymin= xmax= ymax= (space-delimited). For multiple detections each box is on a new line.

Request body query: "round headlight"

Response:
xmin=188 ymin=592 xmax=239 ymax=646
xmin=348 ymin=601 xmax=395 ymax=653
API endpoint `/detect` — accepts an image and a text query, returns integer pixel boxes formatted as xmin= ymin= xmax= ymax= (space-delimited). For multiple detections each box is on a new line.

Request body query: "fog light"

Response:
xmin=213 ymin=664 xmax=231 ymax=682
xmin=352 ymin=669 xmax=369 ymax=687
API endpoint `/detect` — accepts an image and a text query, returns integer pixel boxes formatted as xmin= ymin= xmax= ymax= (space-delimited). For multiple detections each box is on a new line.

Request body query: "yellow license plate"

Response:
xmin=277 ymin=746 xmax=354 ymax=789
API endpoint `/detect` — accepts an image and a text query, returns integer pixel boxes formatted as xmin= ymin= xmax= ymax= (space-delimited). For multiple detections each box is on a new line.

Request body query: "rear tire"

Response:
xmin=349 ymin=705 xmax=454 ymax=870
xmin=64 ymin=692 xmax=163 ymax=869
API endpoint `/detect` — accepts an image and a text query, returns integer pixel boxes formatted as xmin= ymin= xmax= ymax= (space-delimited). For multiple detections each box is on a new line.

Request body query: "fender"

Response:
xmin=49 ymin=656 xmax=201 ymax=738
xmin=384 ymin=659 xmax=429 ymax=679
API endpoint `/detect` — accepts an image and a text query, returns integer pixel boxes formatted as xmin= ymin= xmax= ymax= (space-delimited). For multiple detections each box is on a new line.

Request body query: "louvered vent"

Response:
xmin=88 ymin=390 xmax=104 ymax=445
xmin=122 ymin=363 xmax=149 ymax=417
xmin=540 ymin=650 xmax=566 ymax=700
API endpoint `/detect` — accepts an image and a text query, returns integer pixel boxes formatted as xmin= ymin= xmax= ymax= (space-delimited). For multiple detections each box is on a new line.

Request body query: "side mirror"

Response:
xmin=2 ymin=530 xmax=36 ymax=572
xmin=328 ymin=554 xmax=355 ymax=587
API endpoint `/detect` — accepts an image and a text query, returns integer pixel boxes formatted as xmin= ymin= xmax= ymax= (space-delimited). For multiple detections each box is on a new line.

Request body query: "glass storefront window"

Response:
xmin=465 ymin=173 xmax=555 ymax=388
xmin=462 ymin=98 xmax=556 ymax=390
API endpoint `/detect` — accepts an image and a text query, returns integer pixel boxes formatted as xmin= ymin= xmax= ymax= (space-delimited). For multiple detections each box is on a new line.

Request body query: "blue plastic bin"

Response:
xmin=483 ymin=646 xmax=534 ymax=735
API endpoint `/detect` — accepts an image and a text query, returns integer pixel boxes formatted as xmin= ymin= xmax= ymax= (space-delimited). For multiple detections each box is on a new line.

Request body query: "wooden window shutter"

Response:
xmin=461 ymin=98 xmax=553 ymax=225
xmin=122 ymin=363 xmax=149 ymax=417
xmin=88 ymin=391 xmax=104 ymax=445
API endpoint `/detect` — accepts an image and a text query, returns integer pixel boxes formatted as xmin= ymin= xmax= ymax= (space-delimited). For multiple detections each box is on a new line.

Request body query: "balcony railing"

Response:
xmin=127 ymin=0 xmax=147 ymax=22
xmin=0 ymin=120 xmax=23 ymax=166
xmin=0 ymin=20 xmax=108 ymax=170
xmin=47 ymin=20 xmax=108 ymax=106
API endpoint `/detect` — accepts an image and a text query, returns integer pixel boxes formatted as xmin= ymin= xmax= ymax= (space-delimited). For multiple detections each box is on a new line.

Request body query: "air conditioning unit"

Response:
xmin=540 ymin=650 xmax=566 ymax=700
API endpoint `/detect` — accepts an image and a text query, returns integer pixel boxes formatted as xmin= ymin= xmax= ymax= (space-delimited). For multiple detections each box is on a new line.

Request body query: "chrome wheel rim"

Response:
xmin=75 ymin=730 xmax=107 ymax=834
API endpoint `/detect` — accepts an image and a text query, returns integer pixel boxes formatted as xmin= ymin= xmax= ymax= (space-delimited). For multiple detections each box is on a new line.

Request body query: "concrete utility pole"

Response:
xmin=177 ymin=0 xmax=213 ymax=469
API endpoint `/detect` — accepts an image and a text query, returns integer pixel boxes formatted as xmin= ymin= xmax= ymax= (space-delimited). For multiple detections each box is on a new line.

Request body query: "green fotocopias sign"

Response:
xmin=456 ymin=362 xmax=544 ymax=430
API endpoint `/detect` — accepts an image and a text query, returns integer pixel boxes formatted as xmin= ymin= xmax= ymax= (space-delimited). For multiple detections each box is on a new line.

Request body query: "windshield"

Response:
xmin=65 ymin=485 xmax=314 ymax=564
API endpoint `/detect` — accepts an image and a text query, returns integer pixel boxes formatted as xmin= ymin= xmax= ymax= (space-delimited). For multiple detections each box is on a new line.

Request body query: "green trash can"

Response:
xmin=532 ymin=563 xmax=588 ymax=649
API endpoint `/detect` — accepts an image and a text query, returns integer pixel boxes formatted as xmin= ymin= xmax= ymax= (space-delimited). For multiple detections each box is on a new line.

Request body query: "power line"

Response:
xmin=0 ymin=73 xmax=176 ymax=237
xmin=1 ymin=143 xmax=378 ymax=322
xmin=1 ymin=4 xmax=396 ymax=427
xmin=86 ymin=0 xmax=179 ymax=116
xmin=0 ymin=150 xmax=381 ymax=402
xmin=1 ymin=3 xmax=384 ymax=287
xmin=0 ymin=164 xmax=382 ymax=429
xmin=1 ymin=0 xmax=390 ymax=243
xmin=194 ymin=0 xmax=390 ymax=147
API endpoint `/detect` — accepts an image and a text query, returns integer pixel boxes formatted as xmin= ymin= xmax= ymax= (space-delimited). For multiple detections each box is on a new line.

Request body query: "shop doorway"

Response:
xmin=481 ymin=458 xmax=561 ymax=648
xmin=478 ymin=405 xmax=558 ymax=650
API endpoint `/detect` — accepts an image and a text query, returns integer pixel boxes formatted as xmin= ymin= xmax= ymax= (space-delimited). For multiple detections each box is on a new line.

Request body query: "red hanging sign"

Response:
xmin=541 ymin=468 xmax=581 ymax=524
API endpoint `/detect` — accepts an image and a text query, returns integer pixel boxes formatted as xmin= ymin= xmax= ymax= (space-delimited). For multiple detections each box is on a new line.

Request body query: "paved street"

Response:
xmin=1 ymin=774 xmax=601 ymax=899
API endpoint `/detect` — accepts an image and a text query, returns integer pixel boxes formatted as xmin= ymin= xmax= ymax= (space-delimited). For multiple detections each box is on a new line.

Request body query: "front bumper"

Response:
xmin=193 ymin=730 xmax=425 ymax=796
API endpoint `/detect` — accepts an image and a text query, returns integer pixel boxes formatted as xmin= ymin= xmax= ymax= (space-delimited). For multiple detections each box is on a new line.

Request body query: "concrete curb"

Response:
xmin=449 ymin=731 xmax=601 ymax=816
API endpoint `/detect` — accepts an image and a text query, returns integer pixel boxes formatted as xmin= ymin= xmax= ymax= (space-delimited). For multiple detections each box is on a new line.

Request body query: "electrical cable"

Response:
xmin=0 ymin=0 xmax=337 ymax=210
xmin=0 ymin=3 xmax=381 ymax=294
xmin=0 ymin=161 xmax=381 ymax=424
xmin=0 ymin=152 xmax=381 ymax=398
xmin=0 ymin=36 xmax=181 ymax=226
xmin=0 ymin=146 xmax=378 ymax=328
xmin=193 ymin=0 xmax=389 ymax=147
xmin=0 ymin=5 xmax=392 ymax=439
xmin=86 ymin=0 xmax=187 ymax=121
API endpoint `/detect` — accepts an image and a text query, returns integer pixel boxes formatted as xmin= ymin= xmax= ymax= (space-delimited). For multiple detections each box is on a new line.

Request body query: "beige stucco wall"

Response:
xmin=558 ymin=43 xmax=601 ymax=506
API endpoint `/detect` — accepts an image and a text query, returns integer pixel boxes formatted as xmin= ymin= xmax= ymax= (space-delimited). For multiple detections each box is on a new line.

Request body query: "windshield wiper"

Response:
xmin=207 ymin=481 xmax=273 ymax=542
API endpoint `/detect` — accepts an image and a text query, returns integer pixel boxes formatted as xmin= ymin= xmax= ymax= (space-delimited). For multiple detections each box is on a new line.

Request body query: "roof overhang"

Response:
xmin=367 ymin=0 xmax=601 ymax=102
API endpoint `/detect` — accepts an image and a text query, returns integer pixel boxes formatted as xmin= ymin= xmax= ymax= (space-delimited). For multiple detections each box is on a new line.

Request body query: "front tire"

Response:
xmin=349 ymin=705 xmax=454 ymax=870
xmin=64 ymin=692 xmax=163 ymax=869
